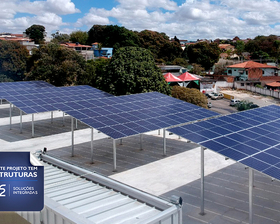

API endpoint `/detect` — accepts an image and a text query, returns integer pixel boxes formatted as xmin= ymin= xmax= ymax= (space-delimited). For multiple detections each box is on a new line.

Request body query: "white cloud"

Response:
xmin=0 ymin=0 xmax=79 ymax=34
xmin=15 ymin=0 xmax=80 ymax=15
xmin=1 ymin=0 xmax=280 ymax=40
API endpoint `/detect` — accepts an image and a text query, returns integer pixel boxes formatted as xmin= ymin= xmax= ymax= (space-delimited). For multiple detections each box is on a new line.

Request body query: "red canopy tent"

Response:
xmin=163 ymin=73 xmax=182 ymax=82
xmin=178 ymin=72 xmax=200 ymax=81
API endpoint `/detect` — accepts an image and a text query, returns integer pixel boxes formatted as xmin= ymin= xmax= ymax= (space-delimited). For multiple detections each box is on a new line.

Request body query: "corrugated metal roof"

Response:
xmin=44 ymin=163 xmax=164 ymax=224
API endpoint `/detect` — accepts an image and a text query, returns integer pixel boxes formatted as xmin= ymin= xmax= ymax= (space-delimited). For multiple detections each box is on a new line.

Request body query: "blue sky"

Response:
xmin=1 ymin=0 xmax=280 ymax=40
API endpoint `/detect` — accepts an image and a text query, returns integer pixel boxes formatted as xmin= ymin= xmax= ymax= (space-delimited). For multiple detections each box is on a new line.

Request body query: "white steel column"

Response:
xmin=20 ymin=110 xmax=22 ymax=134
xmin=249 ymin=168 xmax=254 ymax=224
xmin=71 ymin=117 xmax=74 ymax=157
xmin=140 ymin=134 xmax=143 ymax=150
xmin=113 ymin=139 xmax=117 ymax=172
xmin=51 ymin=111 xmax=53 ymax=123
xmin=32 ymin=114 xmax=35 ymax=138
xmin=75 ymin=119 xmax=78 ymax=129
xmin=9 ymin=103 xmax=12 ymax=130
xmin=91 ymin=128 xmax=94 ymax=164
xmin=200 ymin=146 xmax=205 ymax=215
xmin=163 ymin=128 xmax=166 ymax=156
xmin=158 ymin=129 xmax=161 ymax=135
xmin=62 ymin=112 xmax=65 ymax=126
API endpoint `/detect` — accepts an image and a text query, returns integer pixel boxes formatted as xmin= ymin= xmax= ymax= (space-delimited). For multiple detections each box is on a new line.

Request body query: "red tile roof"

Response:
xmin=266 ymin=81 xmax=280 ymax=87
xmin=227 ymin=61 xmax=278 ymax=69
xmin=61 ymin=43 xmax=92 ymax=48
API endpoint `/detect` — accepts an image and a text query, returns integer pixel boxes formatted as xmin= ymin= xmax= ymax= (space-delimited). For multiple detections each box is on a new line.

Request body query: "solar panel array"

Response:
xmin=0 ymin=80 xmax=53 ymax=91
xmin=168 ymin=105 xmax=280 ymax=181
xmin=0 ymin=85 xmax=112 ymax=114
xmin=62 ymin=92 xmax=219 ymax=139
xmin=0 ymin=81 xmax=219 ymax=140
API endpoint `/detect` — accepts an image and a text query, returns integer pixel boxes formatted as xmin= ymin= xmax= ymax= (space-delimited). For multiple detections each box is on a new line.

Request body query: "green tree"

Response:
xmin=171 ymin=86 xmax=208 ymax=108
xmin=70 ymin=31 xmax=88 ymax=45
xmin=88 ymin=25 xmax=140 ymax=51
xmin=0 ymin=74 xmax=14 ymax=82
xmin=187 ymin=42 xmax=220 ymax=70
xmin=172 ymin=58 xmax=188 ymax=67
xmin=0 ymin=40 xmax=29 ymax=81
xmin=100 ymin=46 xmax=171 ymax=95
xmin=26 ymin=43 xmax=86 ymax=86
xmin=138 ymin=30 xmax=182 ymax=62
xmin=77 ymin=58 xmax=110 ymax=87
xmin=235 ymin=40 xmax=245 ymax=55
xmin=51 ymin=31 xmax=70 ymax=43
xmin=25 ymin=24 xmax=45 ymax=44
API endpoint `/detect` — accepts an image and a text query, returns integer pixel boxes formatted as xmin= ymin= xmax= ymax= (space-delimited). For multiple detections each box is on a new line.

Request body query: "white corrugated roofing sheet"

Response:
xmin=43 ymin=163 xmax=168 ymax=224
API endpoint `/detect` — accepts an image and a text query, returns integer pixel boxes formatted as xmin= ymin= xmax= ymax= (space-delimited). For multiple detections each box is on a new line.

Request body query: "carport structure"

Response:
xmin=0 ymin=81 xmax=219 ymax=172
xmin=168 ymin=104 xmax=280 ymax=224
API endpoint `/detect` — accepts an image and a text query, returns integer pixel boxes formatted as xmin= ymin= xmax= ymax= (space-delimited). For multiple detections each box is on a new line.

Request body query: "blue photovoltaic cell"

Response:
xmin=227 ymin=133 xmax=249 ymax=142
xmin=238 ymin=130 xmax=259 ymax=138
xmin=209 ymin=127 xmax=231 ymax=135
xmin=221 ymin=124 xmax=242 ymax=132
xmin=219 ymin=148 xmax=247 ymax=161
xmin=255 ymin=136 xmax=279 ymax=147
xmin=244 ymin=140 xmax=269 ymax=151
xmin=214 ymin=137 xmax=239 ymax=147
xmin=231 ymin=144 xmax=259 ymax=156
xmin=200 ymin=140 xmax=227 ymax=152
xmin=263 ymin=167 xmax=280 ymax=180
xmin=241 ymin=157 xmax=270 ymax=172
xmin=265 ymin=148 xmax=280 ymax=158
xmin=253 ymin=153 xmax=279 ymax=165
xmin=182 ymin=133 xmax=208 ymax=143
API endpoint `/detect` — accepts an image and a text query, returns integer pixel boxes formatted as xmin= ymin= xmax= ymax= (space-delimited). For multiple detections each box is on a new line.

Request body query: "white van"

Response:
xmin=230 ymin=99 xmax=241 ymax=106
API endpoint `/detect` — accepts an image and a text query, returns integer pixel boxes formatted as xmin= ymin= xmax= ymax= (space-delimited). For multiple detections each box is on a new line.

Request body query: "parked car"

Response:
xmin=211 ymin=93 xmax=224 ymax=100
xmin=230 ymin=99 xmax=241 ymax=106
xmin=250 ymin=103 xmax=259 ymax=109
xmin=205 ymin=92 xmax=215 ymax=98
xmin=207 ymin=101 xmax=212 ymax=108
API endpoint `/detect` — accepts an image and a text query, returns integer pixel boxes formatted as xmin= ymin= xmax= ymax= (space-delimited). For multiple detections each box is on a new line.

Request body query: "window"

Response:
xmin=241 ymin=83 xmax=244 ymax=86
xmin=228 ymin=69 xmax=232 ymax=74
xmin=262 ymin=70 xmax=265 ymax=74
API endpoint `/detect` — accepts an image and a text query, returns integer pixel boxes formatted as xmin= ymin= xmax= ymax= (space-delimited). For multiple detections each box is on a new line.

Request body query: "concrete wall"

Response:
xmin=234 ymin=83 xmax=280 ymax=99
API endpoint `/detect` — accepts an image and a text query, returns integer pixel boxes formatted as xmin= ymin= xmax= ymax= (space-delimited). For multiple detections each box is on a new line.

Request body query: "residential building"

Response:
xmin=61 ymin=42 xmax=94 ymax=60
xmin=92 ymin=42 xmax=113 ymax=58
xmin=0 ymin=33 xmax=38 ymax=54
xmin=226 ymin=61 xmax=279 ymax=81
xmin=218 ymin=44 xmax=235 ymax=52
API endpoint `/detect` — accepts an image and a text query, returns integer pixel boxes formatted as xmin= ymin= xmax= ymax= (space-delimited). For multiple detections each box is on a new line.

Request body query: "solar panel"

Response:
xmin=0 ymin=81 xmax=53 ymax=91
xmin=65 ymin=92 xmax=219 ymax=139
xmin=168 ymin=105 xmax=280 ymax=181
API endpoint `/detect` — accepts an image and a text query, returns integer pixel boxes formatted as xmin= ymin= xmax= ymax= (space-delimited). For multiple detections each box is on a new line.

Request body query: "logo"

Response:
xmin=0 ymin=152 xmax=44 ymax=211
xmin=0 ymin=184 xmax=6 ymax=197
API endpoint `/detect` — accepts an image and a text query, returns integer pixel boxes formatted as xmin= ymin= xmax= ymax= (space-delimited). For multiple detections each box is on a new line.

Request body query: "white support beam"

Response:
xmin=32 ymin=114 xmax=35 ymax=138
xmin=140 ymin=134 xmax=143 ymax=150
xmin=200 ymin=146 xmax=205 ymax=215
xmin=163 ymin=128 xmax=166 ymax=156
xmin=71 ymin=117 xmax=74 ymax=157
xmin=51 ymin=111 xmax=53 ymax=124
xmin=113 ymin=139 xmax=117 ymax=172
xmin=9 ymin=103 xmax=12 ymax=130
xmin=20 ymin=110 xmax=22 ymax=134
xmin=91 ymin=128 xmax=94 ymax=164
xmin=62 ymin=112 xmax=65 ymax=126
xmin=75 ymin=119 xmax=78 ymax=130
xmin=249 ymin=168 xmax=254 ymax=224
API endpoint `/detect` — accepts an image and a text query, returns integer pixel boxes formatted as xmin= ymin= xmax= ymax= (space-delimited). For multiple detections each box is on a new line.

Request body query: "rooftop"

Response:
xmin=227 ymin=61 xmax=278 ymax=69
